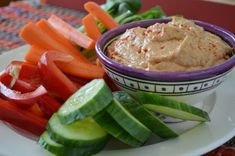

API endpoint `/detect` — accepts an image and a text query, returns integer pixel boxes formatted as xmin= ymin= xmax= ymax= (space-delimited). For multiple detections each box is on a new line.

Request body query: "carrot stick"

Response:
xmin=20 ymin=22 xmax=104 ymax=79
xmin=84 ymin=1 xmax=118 ymax=30
xmin=25 ymin=46 xmax=44 ymax=64
xmin=82 ymin=14 xmax=102 ymax=41
xmin=57 ymin=60 xmax=105 ymax=79
xmin=36 ymin=19 xmax=81 ymax=56
xmin=19 ymin=22 xmax=89 ymax=63
xmin=47 ymin=14 xmax=95 ymax=49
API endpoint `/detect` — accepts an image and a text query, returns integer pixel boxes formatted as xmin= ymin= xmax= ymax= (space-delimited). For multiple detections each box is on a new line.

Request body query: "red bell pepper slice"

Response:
xmin=38 ymin=51 xmax=77 ymax=100
xmin=18 ymin=62 xmax=39 ymax=80
xmin=0 ymin=98 xmax=47 ymax=136
xmin=0 ymin=71 xmax=13 ymax=87
xmin=12 ymin=79 xmax=36 ymax=93
xmin=0 ymin=82 xmax=47 ymax=107
xmin=4 ymin=61 xmax=22 ymax=79
xmin=9 ymin=77 xmax=60 ymax=118
xmin=37 ymin=95 xmax=61 ymax=118
xmin=2 ymin=61 xmax=41 ymax=89
xmin=29 ymin=103 xmax=45 ymax=118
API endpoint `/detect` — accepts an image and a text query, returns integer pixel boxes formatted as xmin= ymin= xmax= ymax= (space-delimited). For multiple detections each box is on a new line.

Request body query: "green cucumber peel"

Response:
xmin=134 ymin=92 xmax=210 ymax=122
xmin=58 ymin=79 xmax=113 ymax=124
xmin=113 ymin=91 xmax=178 ymax=138
xmin=106 ymin=98 xmax=151 ymax=143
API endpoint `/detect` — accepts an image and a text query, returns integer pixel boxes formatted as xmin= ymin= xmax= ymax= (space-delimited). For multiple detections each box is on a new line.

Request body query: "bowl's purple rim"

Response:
xmin=96 ymin=18 xmax=235 ymax=82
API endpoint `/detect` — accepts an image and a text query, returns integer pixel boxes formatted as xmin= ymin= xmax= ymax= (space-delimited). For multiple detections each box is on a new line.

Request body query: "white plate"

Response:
xmin=0 ymin=46 xmax=235 ymax=156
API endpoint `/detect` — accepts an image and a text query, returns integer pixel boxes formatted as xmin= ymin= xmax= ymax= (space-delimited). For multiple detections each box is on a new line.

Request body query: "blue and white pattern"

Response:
xmin=105 ymin=66 xmax=229 ymax=96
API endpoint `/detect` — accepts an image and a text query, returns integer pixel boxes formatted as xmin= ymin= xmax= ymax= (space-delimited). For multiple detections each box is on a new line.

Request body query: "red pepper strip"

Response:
xmin=37 ymin=95 xmax=61 ymax=119
xmin=29 ymin=103 xmax=45 ymax=118
xmin=11 ymin=79 xmax=60 ymax=118
xmin=12 ymin=79 xmax=36 ymax=93
xmin=18 ymin=61 xmax=41 ymax=89
xmin=0 ymin=82 xmax=47 ymax=107
xmin=3 ymin=61 xmax=41 ymax=89
xmin=38 ymin=51 xmax=77 ymax=100
xmin=0 ymin=71 xmax=13 ymax=87
xmin=0 ymin=98 xmax=47 ymax=136
xmin=5 ymin=61 xmax=22 ymax=75
xmin=66 ymin=74 xmax=91 ymax=86
xmin=1 ymin=71 xmax=38 ymax=94
xmin=71 ymin=80 xmax=83 ymax=89
xmin=18 ymin=61 xmax=40 ymax=80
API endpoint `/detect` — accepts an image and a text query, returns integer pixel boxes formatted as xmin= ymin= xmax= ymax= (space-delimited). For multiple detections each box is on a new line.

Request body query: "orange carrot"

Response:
xmin=36 ymin=19 xmax=81 ymax=56
xmin=96 ymin=58 xmax=102 ymax=67
xmin=84 ymin=1 xmax=118 ymax=30
xmin=82 ymin=14 xmax=102 ymax=41
xmin=25 ymin=46 xmax=44 ymax=64
xmin=47 ymin=14 xmax=95 ymax=49
xmin=20 ymin=22 xmax=104 ymax=79
xmin=19 ymin=22 xmax=89 ymax=63
xmin=56 ymin=60 xmax=105 ymax=79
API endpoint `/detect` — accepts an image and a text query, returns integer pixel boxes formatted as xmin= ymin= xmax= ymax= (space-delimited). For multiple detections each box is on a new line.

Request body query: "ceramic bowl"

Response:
xmin=96 ymin=18 xmax=235 ymax=112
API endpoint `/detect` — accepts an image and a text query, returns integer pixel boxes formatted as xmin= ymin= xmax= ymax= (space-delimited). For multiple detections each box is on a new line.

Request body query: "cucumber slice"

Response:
xmin=94 ymin=110 xmax=142 ymax=147
xmin=113 ymin=91 xmax=178 ymax=138
xmin=58 ymin=79 xmax=113 ymax=124
xmin=106 ymin=98 xmax=151 ymax=143
xmin=39 ymin=131 xmax=104 ymax=156
xmin=47 ymin=113 xmax=109 ymax=147
xmin=134 ymin=92 xmax=210 ymax=122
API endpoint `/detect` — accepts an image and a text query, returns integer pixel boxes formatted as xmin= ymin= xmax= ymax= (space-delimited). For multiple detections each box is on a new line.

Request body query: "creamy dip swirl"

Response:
xmin=107 ymin=17 xmax=233 ymax=72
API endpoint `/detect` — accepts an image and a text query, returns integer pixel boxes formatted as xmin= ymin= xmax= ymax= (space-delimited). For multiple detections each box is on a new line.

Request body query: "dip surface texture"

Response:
xmin=107 ymin=17 xmax=233 ymax=72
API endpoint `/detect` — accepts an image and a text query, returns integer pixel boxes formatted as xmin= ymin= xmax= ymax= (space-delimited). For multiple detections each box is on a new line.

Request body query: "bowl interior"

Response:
xmin=96 ymin=18 xmax=235 ymax=82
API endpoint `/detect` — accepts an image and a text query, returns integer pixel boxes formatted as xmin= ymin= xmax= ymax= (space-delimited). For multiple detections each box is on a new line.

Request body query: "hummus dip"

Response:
xmin=107 ymin=17 xmax=233 ymax=72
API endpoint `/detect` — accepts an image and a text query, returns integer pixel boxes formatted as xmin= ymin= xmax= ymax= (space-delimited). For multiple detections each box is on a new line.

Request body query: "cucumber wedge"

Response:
xmin=58 ymin=79 xmax=113 ymax=124
xmin=47 ymin=113 xmax=109 ymax=147
xmin=106 ymin=98 xmax=151 ymax=143
xmin=113 ymin=91 xmax=178 ymax=138
xmin=134 ymin=92 xmax=210 ymax=122
xmin=94 ymin=110 xmax=142 ymax=147
xmin=39 ymin=131 xmax=104 ymax=156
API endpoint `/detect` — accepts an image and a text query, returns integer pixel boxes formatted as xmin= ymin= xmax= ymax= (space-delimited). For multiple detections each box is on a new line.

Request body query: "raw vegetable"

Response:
xmin=47 ymin=113 xmax=109 ymax=147
xmin=119 ymin=6 xmax=165 ymax=24
xmin=38 ymin=51 xmax=77 ymax=100
xmin=39 ymin=131 xmax=105 ymax=156
xmin=79 ymin=2 xmax=165 ymax=34
xmin=29 ymin=103 xmax=45 ymax=118
xmin=0 ymin=98 xmax=47 ymax=136
xmin=19 ymin=22 xmax=90 ymax=64
xmin=113 ymin=91 xmax=178 ymax=138
xmin=0 ymin=82 xmax=47 ymax=108
xmin=0 ymin=72 xmax=13 ymax=87
xmin=36 ymin=19 xmax=85 ymax=60
xmin=134 ymin=92 xmax=210 ymax=122
xmin=12 ymin=79 xmax=36 ymax=93
xmin=25 ymin=46 xmax=44 ymax=64
xmin=104 ymin=0 xmax=141 ymax=14
xmin=106 ymin=98 xmax=151 ymax=143
xmin=84 ymin=1 xmax=118 ymax=30
xmin=47 ymin=14 xmax=95 ymax=50
xmin=57 ymin=57 xmax=105 ymax=79
xmin=37 ymin=95 xmax=61 ymax=119
xmin=57 ymin=79 xmax=112 ymax=124
xmin=82 ymin=14 xmax=102 ymax=41
xmin=94 ymin=110 xmax=142 ymax=147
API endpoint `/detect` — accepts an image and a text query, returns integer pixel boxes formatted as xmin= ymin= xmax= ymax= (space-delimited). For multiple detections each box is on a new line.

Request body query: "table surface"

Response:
xmin=0 ymin=1 xmax=234 ymax=156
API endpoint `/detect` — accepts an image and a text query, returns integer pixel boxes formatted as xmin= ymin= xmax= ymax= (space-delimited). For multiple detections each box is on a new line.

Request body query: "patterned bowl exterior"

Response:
xmin=96 ymin=18 xmax=235 ymax=96
xmin=105 ymin=66 xmax=230 ymax=96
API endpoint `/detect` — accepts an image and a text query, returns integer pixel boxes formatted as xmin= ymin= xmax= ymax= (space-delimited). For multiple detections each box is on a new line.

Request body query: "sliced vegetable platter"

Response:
xmin=1 ymin=47 xmax=235 ymax=156
xmin=0 ymin=0 xmax=231 ymax=156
